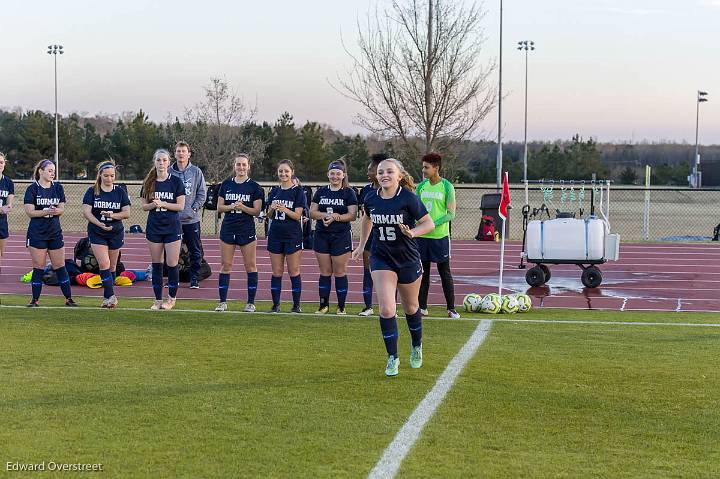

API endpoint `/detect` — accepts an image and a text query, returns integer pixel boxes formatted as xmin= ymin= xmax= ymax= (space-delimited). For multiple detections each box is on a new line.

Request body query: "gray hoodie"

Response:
xmin=170 ymin=161 xmax=207 ymax=225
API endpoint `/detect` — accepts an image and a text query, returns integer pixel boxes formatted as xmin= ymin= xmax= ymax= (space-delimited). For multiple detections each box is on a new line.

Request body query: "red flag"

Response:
xmin=499 ymin=172 xmax=511 ymax=221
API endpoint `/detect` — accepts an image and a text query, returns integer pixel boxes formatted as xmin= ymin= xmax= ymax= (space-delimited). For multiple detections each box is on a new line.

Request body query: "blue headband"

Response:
xmin=99 ymin=162 xmax=114 ymax=171
xmin=328 ymin=162 xmax=345 ymax=172
xmin=40 ymin=160 xmax=54 ymax=170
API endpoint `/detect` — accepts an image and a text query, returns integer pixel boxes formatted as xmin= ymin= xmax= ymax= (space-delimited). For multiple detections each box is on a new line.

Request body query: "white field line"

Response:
xmin=367 ymin=320 xmax=493 ymax=479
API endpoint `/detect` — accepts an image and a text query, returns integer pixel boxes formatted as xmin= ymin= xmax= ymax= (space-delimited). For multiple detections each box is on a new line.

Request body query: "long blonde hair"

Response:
xmin=382 ymin=158 xmax=415 ymax=192
xmin=142 ymin=149 xmax=170 ymax=201
xmin=93 ymin=160 xmax=116 ymax=195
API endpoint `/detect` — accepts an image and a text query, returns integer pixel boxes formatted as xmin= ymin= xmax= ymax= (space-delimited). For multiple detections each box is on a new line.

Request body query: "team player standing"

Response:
xmin=0 ymin=152 xmax=15 ymax=273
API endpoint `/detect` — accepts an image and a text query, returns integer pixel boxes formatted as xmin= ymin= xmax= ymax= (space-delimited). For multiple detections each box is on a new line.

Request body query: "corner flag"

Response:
xmin=499 ymin=172 xmax=511 ymax=221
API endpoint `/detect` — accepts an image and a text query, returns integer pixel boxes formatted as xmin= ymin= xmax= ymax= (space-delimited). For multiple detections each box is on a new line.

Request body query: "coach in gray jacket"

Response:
xmin=170 ymin=141 xmax=207 ymax=289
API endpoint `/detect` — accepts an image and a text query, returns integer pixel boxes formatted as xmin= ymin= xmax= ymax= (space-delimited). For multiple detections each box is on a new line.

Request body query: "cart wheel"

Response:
xmin=581 ymin=266 xmax=602 ymax=288
xmin=539 ymin=264 xmax=551 ymax=283
xmin=526 ymin=266 xmax=546 ymax=287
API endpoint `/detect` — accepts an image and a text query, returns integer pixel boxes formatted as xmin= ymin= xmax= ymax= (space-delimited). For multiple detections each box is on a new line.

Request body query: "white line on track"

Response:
xmin=367 ymin=319 xmax=493 ymax=479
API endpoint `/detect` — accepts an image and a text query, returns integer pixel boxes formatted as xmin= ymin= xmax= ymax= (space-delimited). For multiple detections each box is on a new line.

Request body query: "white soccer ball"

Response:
xmin=515 ymin=293 xmax=533 ymax=313
xmin=480 ymin=293 xmax=502 ymax=314
xmin=463 ymin=293 xmax=483 ymax=312
xmin=501 ymin=295 xmax=520 ymax=314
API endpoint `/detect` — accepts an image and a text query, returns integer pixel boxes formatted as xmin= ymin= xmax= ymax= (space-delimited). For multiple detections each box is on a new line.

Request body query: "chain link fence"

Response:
xmin=6 ymin=181 xmax=720 ymax=242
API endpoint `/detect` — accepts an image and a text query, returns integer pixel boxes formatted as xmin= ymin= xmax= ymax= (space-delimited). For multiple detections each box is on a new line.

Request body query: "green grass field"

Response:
xmin=1 ymin=295 xmax=719 ymax=478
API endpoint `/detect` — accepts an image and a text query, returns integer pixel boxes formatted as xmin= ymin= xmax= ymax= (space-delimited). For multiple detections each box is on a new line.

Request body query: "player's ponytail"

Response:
xmin=94 ymin=160 xmax=116 ymax=196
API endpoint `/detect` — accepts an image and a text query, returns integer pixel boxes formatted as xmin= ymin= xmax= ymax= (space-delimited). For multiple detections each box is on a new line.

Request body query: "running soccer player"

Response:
xmin=352 ymin=158 xmax=434 ymax=377
xmin=416 ymin=152 xmax=460 ymax=318
xmin=0 ymin=152 xmax=15 ymax=273
xmin=169 ymin=141 xmax=207 ymax=289
xmin=266 ymin=159 xmax=306 ymax=313
xmin=356 ymin=153 xmax=387 ymax=316
xmin=140 ymin=149 xmax=186 ymax=310
xmin=214 ymin=153 xmax=264 ymax=313
xmin=23 ymin=159 xmax=76 ymax=307
xmin=81 ymin=160 xmax=131 ymax=308
xmin=309 ymin=159 xmax=358 ymax=315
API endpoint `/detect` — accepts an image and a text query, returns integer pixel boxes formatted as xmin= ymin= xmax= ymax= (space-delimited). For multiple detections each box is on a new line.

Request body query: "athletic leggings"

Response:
xmin=418 ymin=260 xmax=456 ymax=310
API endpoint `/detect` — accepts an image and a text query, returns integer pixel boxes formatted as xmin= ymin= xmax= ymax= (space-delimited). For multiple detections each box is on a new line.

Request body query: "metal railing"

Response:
xmin=6 ymin=181 xmax=720 ymax=242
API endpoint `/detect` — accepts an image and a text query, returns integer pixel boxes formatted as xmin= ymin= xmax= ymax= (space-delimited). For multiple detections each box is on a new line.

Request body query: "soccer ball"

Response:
xmin=515 ymin=293 xmax=532 ymax=313
xmin=480 ymin=293 xmax=502 ymax=314
xmin=501 ymin=295 xmax=520 ymax=314
xmin=81 ymin=253 xmax=99 ymax=273
xmin=463 ymin=293 xmax=483 ymax=312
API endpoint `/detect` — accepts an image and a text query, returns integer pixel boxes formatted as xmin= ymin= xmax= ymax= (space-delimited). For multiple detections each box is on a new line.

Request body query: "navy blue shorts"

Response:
xmin=27 ymin=234 xmax=64 ymax=250
xmin=89 ymin=229 xmax=124 ymax=250
xmin=0 ymin=218 xmax=8 ymax=240
xmin=146 ymin=232 xmax=183 ymax=244
xmin=267 ymin=237 xmax=302 ymax=255
xmin=417 ymin=236 xmax=451 ymax=264
xmin=313 ymin=230 xmax=352 ymax=256
xmin=370 ymin=255 xmax=423 ymax=284
xmin=220 ymin=230 xmax=257 ymax=246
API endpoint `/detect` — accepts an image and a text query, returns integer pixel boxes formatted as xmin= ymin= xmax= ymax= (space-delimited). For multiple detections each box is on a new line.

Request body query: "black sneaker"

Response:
xmin=190 ymin=278 xmax=200 ymax=289
xmin=27 ymin=299 xmax=40 ymax=307
xmin=65 ymin=298 xmax=78 ymax=307
xmin=270 ymin=304 xmax=281 ymax=313
xmin=291 ymin=305 xmax=302 ymax=313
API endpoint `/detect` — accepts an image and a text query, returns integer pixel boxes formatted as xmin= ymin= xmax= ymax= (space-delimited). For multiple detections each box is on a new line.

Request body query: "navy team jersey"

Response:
xmin=24 ymin=181 xmax=66 ymax=239
xmin=358 ymin=183 xmax=375 ymax=210
xmin=144 ymin=175 xmax=185 ymax=236
xmin=83 ymin=185 xmax=131 ymax=235
xmin=0 ymin=175 xmax=14 ymax=212
xmin=312 ymin=186 xmax=358 ymax=234
xmin=267 ymin=185 xmax=306 ymax=241
xmin=219 ymin=177 xmax=264 ymax=235
xmin=364 ymin=186 xmax=428 ymax=269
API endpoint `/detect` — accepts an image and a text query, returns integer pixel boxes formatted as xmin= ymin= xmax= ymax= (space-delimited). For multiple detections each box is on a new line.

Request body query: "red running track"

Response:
xmin=1 ymin=234 xmax=719 ymax=312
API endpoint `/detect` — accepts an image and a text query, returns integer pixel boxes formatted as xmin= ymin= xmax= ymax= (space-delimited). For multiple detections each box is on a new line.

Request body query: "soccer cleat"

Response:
xmin=410 ymin=344 xmax=423 ymax=369
xmin=385 ymin=355 xmax=400 ymax=377
xmin=243 ymin=303 xmax=256 ymax=313
xmin=316 ymin=305 xmax=329 ymax=314
xmin=447 ymin=309 xmax=461 ymax=319
xmin=291 ymin=305 xmax=302 ymax=313
xmin=336 ymin=308 xmax=347 ymax=315
xmin=65 ymin=298 xmax=78 ymax=307
xmin=162 ymin=297 xmax=176 ymax=310
xmin=190 ymin=278 xmax=200 ymax=289
xmin=419 ymin=308 xmax=429 ymax=316
xmin=27 ymin=299 xmax=40 ymax=307
xmin=358 ymin=307 xmax=374 ymax=317
xmin=215 ymin=302 xmax=228 ymax=312
xmin=270 ymin=304 xmax=281 ymax=313
xmin=101 ymin=295 xmax=118 ymax=309
xmin=150 ymin=300 xmax=164 ymax=310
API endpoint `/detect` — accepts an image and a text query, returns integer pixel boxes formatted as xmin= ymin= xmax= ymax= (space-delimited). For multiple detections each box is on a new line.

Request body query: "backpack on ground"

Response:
xmin=713 ymin=223 xmax=720 ymax=241
xmin=203 ymin=183 xmax=221 ymax=211
xmin=476 ymin=215 xmax=496 ymax=241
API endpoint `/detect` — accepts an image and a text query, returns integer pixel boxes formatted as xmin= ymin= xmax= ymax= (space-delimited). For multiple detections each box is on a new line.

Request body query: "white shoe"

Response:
xmin=150 ymin=300 xmax=164 ymax=310
xmin=243 ymin=303 xmax=256 ymax=312
xmin=105 ymin=295 xmax=118 ymax=309
xmin=215 ymin=302 xmax=228 ymax=312
xmin=419 ymin=308 xmax=429 ymax=316
xmin=359 ymin=307 xmax=374 ymax=316
xmin=447 ymin=309 xmax=461 ymax=319
xmin=162 ymin=297 xmax=176 ymax=310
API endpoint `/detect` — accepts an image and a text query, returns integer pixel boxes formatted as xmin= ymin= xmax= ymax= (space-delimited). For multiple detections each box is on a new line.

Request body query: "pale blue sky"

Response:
xmin=2 ymin=0 xmax=719 ymax=144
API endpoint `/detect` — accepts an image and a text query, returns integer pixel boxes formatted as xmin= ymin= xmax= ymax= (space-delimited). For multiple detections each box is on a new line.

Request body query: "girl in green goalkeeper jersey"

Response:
xmin=415 ymin=152 xmax=460 ymax=319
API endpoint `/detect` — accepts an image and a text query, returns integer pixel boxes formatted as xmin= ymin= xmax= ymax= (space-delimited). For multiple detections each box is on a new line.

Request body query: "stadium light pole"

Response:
xmin=518 ymin=40 xmax=535 ymax=194
xmin=47 ymin=44 xmax=64 ymax=179
xmin=496 ymin=0 xmax=503 ymax=191
xmin=692 ymin=90 xmax=708 ymax=188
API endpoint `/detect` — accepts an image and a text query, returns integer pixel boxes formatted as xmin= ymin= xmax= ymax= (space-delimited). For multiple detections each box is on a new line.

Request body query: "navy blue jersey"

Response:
xmin=364 ymin=186 xmax=428 ymax=268
xmin=358 ymin=183 xmax=375 ymax=210
xmin=83 ymin=185 xmax=131 ymax=234
xmin=219 ymin=177 xmax=264 ymax=234
xmin=144 ymin=175 xmax=185 ymax=236
xmin=0 ymin=175 xmax=14 ymax=212
xmin=267 ymin=185 xmax=306 ymax=241
xmin=312 ymin=186 xmax=358 ymax=234
xmin=24 ymin=181 xmax=66 ymax=239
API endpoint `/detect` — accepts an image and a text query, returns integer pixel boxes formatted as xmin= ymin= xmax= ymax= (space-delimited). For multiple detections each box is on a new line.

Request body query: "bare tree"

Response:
xmin=178 ymin=77 xmax=267 ymax=182
xmin=337 ymin=0 xmax=495 ymax=157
